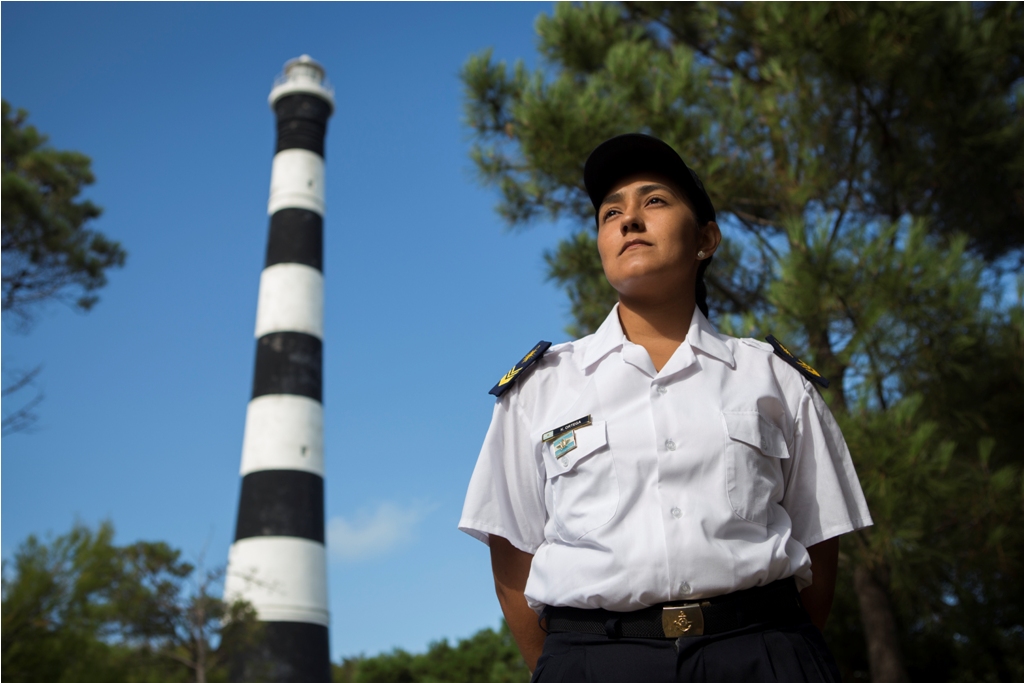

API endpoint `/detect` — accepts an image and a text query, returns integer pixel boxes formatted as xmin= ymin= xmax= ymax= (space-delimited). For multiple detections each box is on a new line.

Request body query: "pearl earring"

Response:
xmin=697 ymin=250 xmax=705 ymax=259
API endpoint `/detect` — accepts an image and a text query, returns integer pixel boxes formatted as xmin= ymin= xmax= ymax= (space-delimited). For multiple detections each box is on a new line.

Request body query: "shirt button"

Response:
xmin=665 ymin=439 xmax=676 ymax=451
xmin=560 ymin=458 xmax=569 ymax=468
xmin=760 ymin=439 xmax=769 ymax=451
xmin=679 ymin=582 xmax=691 ymax=595
xmin=656 ymin=385 xmax=668 ymax=395
xmin=671 ymin=507 xmax=682 ymax=518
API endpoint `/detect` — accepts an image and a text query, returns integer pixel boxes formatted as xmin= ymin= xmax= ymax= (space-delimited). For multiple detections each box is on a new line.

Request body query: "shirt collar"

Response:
xmin=581 ymin=303 xmax=628 ymax=371
xmin=687 ymin=307 xmax=736 ymax=368
xmin=581 ymin=303 xmax=735 ymax=371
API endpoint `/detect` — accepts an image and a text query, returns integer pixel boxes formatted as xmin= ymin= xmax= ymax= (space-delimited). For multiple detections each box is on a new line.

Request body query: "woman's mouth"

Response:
xmin=620 ymin=239 xmax=652 ymax=254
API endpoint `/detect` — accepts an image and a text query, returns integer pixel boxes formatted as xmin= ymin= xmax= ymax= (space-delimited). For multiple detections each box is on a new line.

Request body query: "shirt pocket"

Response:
xmin=722 ymin=411 xmax=789 ymax=526
xmin=541 ymin=420 xmax=618 ymax=542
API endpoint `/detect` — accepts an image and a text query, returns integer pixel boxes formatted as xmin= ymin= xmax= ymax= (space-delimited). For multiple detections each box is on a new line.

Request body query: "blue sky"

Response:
xmin=1 ymin=2 xmax=580 ymax=660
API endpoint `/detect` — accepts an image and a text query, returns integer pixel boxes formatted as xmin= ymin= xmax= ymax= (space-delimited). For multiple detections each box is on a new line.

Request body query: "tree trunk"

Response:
xmin=853 ymin=563 xmax=909 ymax=683
xmin=195 ymin=600 xmax=207 ymax=683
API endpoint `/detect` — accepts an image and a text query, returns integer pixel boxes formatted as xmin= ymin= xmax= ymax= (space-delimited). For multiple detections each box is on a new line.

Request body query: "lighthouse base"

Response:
xmin=231 ymin=621 xmax=331 ymax=683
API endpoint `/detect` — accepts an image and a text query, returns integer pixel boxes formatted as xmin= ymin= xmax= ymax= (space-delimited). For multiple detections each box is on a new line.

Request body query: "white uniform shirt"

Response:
xmin=459 ymin=305 xmax=872 ymax=613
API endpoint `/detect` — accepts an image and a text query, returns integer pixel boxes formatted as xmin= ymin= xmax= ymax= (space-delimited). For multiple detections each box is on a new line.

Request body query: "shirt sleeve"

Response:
xmin=781 ymin=386 xmax=873 ymax=548
xmin=458 ymin=392 xmax=547 ymax=554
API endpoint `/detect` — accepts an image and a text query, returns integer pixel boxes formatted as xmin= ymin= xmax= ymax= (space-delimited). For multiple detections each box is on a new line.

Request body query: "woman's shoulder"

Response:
xmin=719 ymin=332 xmax=822 ymax=397
xmin=489 ymin=337 xmax=591 ymax=420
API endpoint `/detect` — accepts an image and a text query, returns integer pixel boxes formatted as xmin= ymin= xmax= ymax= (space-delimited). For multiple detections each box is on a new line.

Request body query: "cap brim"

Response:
xmin=583 ymin=134 xmax=714 ymax=223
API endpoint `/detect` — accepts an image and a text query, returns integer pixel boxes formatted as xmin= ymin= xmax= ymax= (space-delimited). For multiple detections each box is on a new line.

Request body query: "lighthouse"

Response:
xmin=225 ymin=55 xmax=333 ymax=683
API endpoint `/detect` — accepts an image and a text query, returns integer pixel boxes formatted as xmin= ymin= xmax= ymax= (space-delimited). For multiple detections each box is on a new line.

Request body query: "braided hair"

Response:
xmin=693 ymin=213 xmax=715 ymax=319
xmin=695 ymin=251 xmax=712 ymax=320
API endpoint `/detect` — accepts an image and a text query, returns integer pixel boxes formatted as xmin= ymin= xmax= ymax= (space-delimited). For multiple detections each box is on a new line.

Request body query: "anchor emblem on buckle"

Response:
xmin=661 ymin=604 xmax=705 ymax=638
xmin=672 ymin=610 xmax=693 ymax=634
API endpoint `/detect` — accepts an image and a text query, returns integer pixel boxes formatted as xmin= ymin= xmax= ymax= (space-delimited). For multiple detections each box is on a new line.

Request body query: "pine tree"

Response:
xmin=2 ymin=99 xmax=128 ymax=435
xmin=2 ymin=100 xmax=126 ymax=327
xmin=462 ymin=3 xmax=1024 ymax=680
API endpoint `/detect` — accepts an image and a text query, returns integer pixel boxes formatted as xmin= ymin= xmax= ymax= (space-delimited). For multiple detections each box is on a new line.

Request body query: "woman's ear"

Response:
xmin=698 ymin=221 xmax=722 ymax=258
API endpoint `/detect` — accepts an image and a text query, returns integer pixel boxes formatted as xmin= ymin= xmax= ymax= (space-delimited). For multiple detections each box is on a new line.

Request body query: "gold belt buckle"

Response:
xmin=662 ymin=603 xmax=705 ymax=638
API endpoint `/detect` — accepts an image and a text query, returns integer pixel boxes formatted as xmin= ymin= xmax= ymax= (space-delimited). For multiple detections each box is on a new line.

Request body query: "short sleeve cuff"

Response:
xmin=457 ymin=518 xmax=543 ymax=555
xmin=796 ymin=515 xmax=873 ymax=549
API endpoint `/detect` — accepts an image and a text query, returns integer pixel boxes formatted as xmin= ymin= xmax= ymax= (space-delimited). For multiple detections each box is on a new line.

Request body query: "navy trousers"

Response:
xmin=531 ymin=613 xmax=840 ymax=683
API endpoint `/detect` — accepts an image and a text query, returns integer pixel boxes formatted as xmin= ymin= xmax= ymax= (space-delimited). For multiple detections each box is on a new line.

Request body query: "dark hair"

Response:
xmin=696 ymin=253 xmax=711 ymax=319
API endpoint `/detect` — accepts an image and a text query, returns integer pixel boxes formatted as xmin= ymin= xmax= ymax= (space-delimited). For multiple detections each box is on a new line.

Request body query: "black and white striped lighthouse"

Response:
xmin=225 ymin=55 xmax=333 ymax=683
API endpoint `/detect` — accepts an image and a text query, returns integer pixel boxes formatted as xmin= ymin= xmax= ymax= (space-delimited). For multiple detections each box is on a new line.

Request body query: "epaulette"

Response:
xmin=489 ymin=341 xmax=552 ymax=397
xmin=765 ymin=335 xmax=830 ymax=388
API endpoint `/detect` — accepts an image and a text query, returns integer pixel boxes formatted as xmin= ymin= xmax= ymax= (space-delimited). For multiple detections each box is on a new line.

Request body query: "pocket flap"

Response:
xmin=543 ymin=421 xmax=609 ymax=479
xmin=723 ymin=411 xmax=788 ymax=459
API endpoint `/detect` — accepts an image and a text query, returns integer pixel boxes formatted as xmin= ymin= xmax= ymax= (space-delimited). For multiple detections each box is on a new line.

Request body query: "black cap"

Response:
xmin=583 ymin=134 xmax=715 ymax=223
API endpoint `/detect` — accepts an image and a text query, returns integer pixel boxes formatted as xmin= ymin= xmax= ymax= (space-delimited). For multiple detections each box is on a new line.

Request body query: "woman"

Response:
xmin=459 ymin=134 xmax=871 ymax=682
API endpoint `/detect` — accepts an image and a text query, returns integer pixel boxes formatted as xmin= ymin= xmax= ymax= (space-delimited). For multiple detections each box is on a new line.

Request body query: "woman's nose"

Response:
xmin=620 ymin=216 xmax=644 ymax=234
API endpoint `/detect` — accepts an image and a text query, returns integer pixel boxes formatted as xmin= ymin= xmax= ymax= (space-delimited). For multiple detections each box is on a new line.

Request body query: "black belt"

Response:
xmin=544 ymin=578 xmax=804 ymax=639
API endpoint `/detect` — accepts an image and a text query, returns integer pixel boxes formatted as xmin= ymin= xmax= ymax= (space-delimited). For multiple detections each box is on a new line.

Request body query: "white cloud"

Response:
xmin=327 ymin=501 xmax=431 ymax=562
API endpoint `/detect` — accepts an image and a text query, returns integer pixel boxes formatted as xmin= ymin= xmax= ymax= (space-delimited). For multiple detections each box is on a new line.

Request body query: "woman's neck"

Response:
xmin=616 ymin=294 xmax=696 ymax=373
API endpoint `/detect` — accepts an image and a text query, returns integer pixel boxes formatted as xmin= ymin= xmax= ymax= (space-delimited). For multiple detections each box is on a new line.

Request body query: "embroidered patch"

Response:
xmin=552 ymin=432 xmax=578 ymax=458
xmin=488 ymin=341 xmax=552 ymax=397
xmin=765 ymin=335 xmax=830 ymax=388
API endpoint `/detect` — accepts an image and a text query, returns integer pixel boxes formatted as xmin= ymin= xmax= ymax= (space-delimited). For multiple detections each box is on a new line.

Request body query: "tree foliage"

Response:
xmin=463 ymin=2 xmax=1023 ymax=328
xmin=1 ymin=523 xmax=261 ymax=683
xmin=462 ymin=3 xmax=1024 ymax=682
xmin=1 ymin=99 xmax=126 ymax=328
xmin=1 ymin=521 xmax=525 ymax=683
xmin=2 ymin=99 xmax=129 ymax=436
xmin=2 ymin=523 xmax=132 ymax=683
xmin=333 ymin=622 xmax=529 ymax=683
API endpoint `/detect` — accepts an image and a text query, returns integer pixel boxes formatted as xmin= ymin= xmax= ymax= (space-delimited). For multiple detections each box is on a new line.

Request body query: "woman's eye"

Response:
xmin=647 ymin=196 xmax=665 ymax=205
xmin=603 ymin=209 xmax=619 ymax=221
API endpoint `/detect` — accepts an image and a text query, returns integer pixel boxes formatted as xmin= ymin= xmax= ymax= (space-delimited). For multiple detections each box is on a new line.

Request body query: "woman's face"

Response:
xmin=596 ymin=172 xmax=720 ymax=302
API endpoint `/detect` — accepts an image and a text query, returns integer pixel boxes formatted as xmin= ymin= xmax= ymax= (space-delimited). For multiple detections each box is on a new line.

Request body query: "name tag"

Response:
xmin=542 ymin=415 xmax=592 ymax=459
xmin=542 ymin=415 xmax=593 ymax=443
